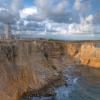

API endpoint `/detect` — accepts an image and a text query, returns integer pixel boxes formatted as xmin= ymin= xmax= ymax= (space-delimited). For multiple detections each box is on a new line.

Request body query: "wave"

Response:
xmin=32 ymin=66 xmax=100 ymax=100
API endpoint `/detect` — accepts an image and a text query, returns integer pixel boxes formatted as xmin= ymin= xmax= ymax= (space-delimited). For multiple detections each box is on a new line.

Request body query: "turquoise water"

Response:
xmin=32 ymin=66 xmax=100 ymax=100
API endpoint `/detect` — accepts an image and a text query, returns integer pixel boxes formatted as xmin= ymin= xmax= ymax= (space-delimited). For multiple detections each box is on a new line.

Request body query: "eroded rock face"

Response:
xmin=67 ymin=42 xmax=100 ymax=68
xmin=79 ymin=43 xmax=100 ymax=68
xmin=0 ymin=40 xmax=99 ymax=100
xmin=0 ymin=40 xmax=72 ymax=100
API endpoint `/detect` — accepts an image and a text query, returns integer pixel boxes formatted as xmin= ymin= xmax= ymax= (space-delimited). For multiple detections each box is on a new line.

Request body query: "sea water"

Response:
xmin=32 ymin=66 xmax=100 ymax=100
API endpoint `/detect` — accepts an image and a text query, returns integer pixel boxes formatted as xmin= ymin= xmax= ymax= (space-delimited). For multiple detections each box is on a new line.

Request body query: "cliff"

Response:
xmin=0 ymin=40 xmax=72 ymax=100
xmin=0 ymin=40 xmax=99 ymax=100
xmin=67 ymin=41 xmax=100 ymax=68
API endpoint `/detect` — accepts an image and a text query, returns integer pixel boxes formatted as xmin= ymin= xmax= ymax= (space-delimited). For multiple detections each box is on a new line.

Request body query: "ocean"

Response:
xmin=32 ymin=66 xmax=100 ymax=100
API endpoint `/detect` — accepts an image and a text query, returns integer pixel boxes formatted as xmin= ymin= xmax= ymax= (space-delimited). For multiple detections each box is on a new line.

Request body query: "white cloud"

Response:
xmin=11 ymin=0 xmax=21 ymax=12
xmin=35 ymin=0 xmax=73 ymax=23
xmin=0 ymin=0 xmax=22 ymax=12
xmin=36 ymin=0 xmax=51 ymax=12
xmin=83 ymin=15 xmax=94 ymax=24
xmin=36 ymin=0 xmax=68 ymax=13
xmin=66 ymin=15 xmax=94 ymax=34
xmin=43 ymin=15 xmax=96 ymax=35
xmin=20 ymin=7 xmax=38 ymax=18
xmin=74 ymin=0 xmax=81 ymax=11
xmin=74 ymin=0 xmax=92 ymax=16
xmin=52 ymin=0 xmax=68 ymax=14
xmin=0 ymin=0 xmax=99 ymax=40
xmin=14 ymin=14 xmax=96 ymax=34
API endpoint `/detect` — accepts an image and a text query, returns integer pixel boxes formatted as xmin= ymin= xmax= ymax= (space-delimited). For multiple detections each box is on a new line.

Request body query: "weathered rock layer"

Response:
xmin=0 ymin=40 xmax=99 ymax=100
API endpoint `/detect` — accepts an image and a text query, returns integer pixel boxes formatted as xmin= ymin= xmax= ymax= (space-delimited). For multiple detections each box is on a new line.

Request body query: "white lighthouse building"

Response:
xmin=4 ymin=24 xmax=12 ymax=39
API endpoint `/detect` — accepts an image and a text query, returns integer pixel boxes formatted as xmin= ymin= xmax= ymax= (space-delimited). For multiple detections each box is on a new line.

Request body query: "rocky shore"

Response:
xmin=0 ymin=40 xmax=99 ymax=100
xmin=21 ymin=72 xmax=66 ymax=100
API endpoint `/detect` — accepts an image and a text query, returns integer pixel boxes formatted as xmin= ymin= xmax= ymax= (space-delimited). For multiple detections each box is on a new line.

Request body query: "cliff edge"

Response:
xmin=0 ymin=40 xmax=99 ymax=100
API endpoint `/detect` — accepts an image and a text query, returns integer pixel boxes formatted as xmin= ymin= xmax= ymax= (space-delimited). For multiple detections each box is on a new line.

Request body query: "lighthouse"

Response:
xmin=4 ymin=24 xmax=12 ymax=40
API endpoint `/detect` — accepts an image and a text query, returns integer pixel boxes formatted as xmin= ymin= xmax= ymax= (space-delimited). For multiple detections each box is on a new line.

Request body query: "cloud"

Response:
xmin=13 ymin=14 xmax=96 ymax=35
xmin=0 ymin=0 xmax=22 ymax=12
xmin=0 ymin=7 xmax=19 ymax=24
xmin=82 ymin=15 xmax=94 ymax=24
xmin=74 ymin=0 xmax=92 ymax=16
xmin=10 ymin=0 xmax=22 ymax=13
xmin=36 ymin=0 xmax=68 ymax=13
xmin=0 ymin=0 xmax=21 ymax=24
xmin=43 ymin=15 xmax=95 ymax=35
xmin=20 ymin=7 xmax=38 ymax=18
xmin=26 ymin=22 xmax=44 ymax=31
xmin=66 ymin=15 xmax=94 ymax=34
xmin=81 ymin=0 xmax=92 ymax=16
xmin=0 ymin=0 xmax=99 ymax=40
xmin=94 ymin=10 xmax=100 ymax=24
xmin=35 ymin=0 xmax=79 ymax=23
xmin=19 ymin=7 xmax=46 ymax=22
xmin=16 ymin=18 xmax=45 ymax=32
xmin=36 ymin=0 xmax=51 ymax=13
xmin=48 ymin=11 xmax=80 ymax=23
xmin=74 ymin=0 xmax=81 ymax=11
xmin=0 ymin=0 xmax=9 ymax=8
xmin=51 ymin=0 xmax=68 ymax=14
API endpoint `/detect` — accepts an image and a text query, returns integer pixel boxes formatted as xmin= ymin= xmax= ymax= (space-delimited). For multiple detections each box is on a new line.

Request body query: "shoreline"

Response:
xmin=21 ymin=72 xmax=67 ymax=100
xmin=21 ymin=64 xmax=100 ymax=100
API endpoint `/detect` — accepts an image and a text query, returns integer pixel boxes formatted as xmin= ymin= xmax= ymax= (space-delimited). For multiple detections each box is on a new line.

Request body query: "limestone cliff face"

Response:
xmin=79 ymin=43 xmax=100 ymax=68
xmin=0 ymin=40 xmax=99 ymax=100
xmin=0 ymin=40 xmax=72 ymax=100
xmin=67 ymin=42 xmax=100 ymax=68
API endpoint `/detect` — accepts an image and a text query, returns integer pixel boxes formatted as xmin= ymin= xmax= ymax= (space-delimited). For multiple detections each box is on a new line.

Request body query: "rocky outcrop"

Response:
xmin=0 ymin=40 xmax=99 ymax=100
xmin=79 ymin=43 xmax=100 ymax=68
xmin=67 ymin=41 xmax=100 ymax=68
xmin=0 ymin=40 xmax=72 ymax=100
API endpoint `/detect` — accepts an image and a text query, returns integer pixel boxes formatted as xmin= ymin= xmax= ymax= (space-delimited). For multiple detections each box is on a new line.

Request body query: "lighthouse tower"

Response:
xmin=4 ymin=24 xmax=12 ymax=40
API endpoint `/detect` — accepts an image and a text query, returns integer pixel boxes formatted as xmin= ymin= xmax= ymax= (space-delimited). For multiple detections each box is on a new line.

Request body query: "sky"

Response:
xmin=0 ymin=0 xmax=100 ymax=40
